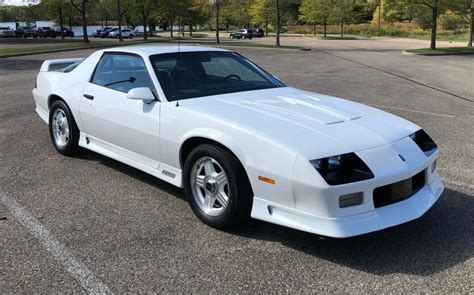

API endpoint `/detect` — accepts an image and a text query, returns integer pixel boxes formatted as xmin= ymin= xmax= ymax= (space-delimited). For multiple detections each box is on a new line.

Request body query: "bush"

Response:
xmin=439 ymin=10 xmax=467 ymax=32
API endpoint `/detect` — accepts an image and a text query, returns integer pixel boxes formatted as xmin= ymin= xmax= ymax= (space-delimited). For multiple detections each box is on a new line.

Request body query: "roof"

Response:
xmin=100 ymin=44 xmax=229 ymax=56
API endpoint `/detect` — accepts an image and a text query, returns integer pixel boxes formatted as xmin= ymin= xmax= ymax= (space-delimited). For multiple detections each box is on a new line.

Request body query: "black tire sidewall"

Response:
xmin=183 ymin=144 xmax=251 ymax=228
xmin=48 ymin=100 xmax=80 ymax=156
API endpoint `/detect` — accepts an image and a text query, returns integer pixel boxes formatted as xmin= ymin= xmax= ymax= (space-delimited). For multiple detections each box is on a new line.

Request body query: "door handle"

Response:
xmin=83 ymin=94 xmax=94 ymax=100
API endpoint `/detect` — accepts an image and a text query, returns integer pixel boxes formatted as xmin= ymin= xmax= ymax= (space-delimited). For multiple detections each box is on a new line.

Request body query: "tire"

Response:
xmin=48 ymin=100 xmax=80 ymax=156
xmin=230 ymin=35 xmax=234 ymax=39
xmin=129 ymin=34 xmax=134 ymax=39
xmin=183 ymin=144 xmax=253 ymax=229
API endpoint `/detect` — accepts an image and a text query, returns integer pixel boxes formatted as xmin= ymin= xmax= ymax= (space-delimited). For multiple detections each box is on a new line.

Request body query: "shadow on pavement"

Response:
xmin=228 ymin=188 xmax=474 ymax=276
xmin=76 ymin=150 xmax=473 ymax=276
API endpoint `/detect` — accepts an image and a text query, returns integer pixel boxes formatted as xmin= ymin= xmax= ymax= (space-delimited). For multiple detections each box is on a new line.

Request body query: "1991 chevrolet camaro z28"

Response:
xmin=32 ymin=45 xmax=444 ymax=238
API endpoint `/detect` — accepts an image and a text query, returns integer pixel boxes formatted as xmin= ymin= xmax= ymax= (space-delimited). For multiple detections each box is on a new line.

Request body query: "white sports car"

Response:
xmin=32 ymin=45 xmax=443 ymax=238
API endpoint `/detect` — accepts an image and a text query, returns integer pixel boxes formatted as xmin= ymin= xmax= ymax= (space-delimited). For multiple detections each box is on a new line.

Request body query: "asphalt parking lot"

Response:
xmin=0 ymin=39 xmax=473 ymax=292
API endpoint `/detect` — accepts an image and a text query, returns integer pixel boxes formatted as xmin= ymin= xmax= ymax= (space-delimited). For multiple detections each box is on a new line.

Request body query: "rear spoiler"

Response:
xmin=39 ymin=58 xmax=84 ymax=72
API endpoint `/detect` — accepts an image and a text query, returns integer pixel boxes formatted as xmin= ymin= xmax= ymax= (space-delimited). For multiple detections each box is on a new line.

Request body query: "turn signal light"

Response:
xmin=258 ymin=176 xmax=276 ymax=185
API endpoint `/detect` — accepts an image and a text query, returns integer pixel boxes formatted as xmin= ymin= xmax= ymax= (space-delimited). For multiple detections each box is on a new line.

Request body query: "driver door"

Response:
xmin=79 ymin=52 xmax=160 ymax=167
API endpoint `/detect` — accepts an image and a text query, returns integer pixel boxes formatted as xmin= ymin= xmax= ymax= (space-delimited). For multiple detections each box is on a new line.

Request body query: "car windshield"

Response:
xmin=149 ymin=51 xmax=285 ymax=101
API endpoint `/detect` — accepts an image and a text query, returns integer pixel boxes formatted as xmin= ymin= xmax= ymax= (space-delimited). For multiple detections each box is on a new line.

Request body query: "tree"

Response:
xmin=451 ymin=0 xmax=473 ymax=46
xmin=331 ymin=0 xmax=355 ymax=38
xmin=212 ymin=0 xmax=228 ymax=43
xmin=157 ymin=0 xmax=184 ymax=38
xmin=37 ymin=0 xmax=69 ymax=39
xmin=70 ymin=0 xmax=90 ymax=43
xmin=465 ymin=0 xmax=473 ymax=46
xmin=186 ymin=0 xmax=211 ymax=36
xmin=299 ymin=0 xmax=332 ymax=37
xmin=386 ymin=0 xmax=449 ymax=49
xmin=250 ymin=0 xmax=274 ymax=36
xmin=250 ymin=0 xmax=297 ymax=47
xmin=220 ymin=0 xmax=252 ymax=31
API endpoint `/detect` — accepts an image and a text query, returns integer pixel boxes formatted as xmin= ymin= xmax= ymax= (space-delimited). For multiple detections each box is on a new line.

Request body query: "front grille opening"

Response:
xmin=373 ymin=170 xmax=426 ymax=208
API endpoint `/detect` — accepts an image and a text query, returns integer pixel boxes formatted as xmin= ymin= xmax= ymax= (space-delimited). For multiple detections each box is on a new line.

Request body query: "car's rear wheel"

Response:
xmin=49 ymin=100 xmax=80 ymax=156
xmin=183 ymin=144 xmax=252 ymax=228
xmin=129 ymin=34 xmax=134 ymax=39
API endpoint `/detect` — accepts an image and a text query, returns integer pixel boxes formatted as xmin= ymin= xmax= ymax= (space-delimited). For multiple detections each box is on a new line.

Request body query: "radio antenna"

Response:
xmin=176 ymin=17 xmax=181 ymax=107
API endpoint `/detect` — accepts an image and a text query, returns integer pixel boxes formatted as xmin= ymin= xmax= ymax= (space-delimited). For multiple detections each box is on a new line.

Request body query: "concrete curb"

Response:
xmin=402 ymin=49 xmax=474 ymax=56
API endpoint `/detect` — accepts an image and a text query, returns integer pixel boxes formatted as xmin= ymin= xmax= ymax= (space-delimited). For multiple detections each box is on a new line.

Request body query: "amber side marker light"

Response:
xmin=258 ymin=176 xmax=276 ymax=185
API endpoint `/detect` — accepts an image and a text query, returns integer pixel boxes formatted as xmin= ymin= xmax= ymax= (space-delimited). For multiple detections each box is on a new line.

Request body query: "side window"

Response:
xmin=151 ymin=56 xmax=177 ymax=98
xmin=91 ymin=53 xmax=154 ymax=93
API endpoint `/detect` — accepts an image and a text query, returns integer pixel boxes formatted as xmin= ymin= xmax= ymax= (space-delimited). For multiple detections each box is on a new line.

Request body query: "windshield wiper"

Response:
xmin=104 ymin=76 xmax=136 ymax=87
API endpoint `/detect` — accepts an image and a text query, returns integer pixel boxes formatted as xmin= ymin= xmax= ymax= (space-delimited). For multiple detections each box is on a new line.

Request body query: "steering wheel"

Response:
xmin=224 ymin=74 xmax=242 ymax=81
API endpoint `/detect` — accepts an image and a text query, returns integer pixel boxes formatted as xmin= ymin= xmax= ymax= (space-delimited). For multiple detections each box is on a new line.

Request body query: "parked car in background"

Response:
xmin=93 ymin=27 xmax=111 ymax=38
xmin=230 ymin=29 xmax=253 ymax=39
xmin=55 ymin=28 xmax=75 ymax=37
xmin=108 ymin=28 xmax=135 ymax=39
xmin=0 ymin=27 xmax=15 ymax=37
xmin=17 ymin=26 xmax=37 ymax=38
xmin=35 ymin=27 xmax=58 ymax=38
xmin=253 ymin=28 xmax=264 ymax=37
xmin=100 ymin=28 xmax=116 ymax=38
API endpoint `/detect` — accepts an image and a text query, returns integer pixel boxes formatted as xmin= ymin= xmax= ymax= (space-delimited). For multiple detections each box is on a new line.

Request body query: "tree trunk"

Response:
xmin=69 ymin=5 xmax=73 ymax=30
xmin=80 ymin=1 xmax=88 ymax=43
xmin=265 ymin=20 xmax=268 ymax=36
xmin=324 ymin=19 xmax=327 ymax=37
xmin=59 ymin=7 xmax=65 ymax=39
xmin=468 ymin=6 xmax=473 ymax=47
xmin=313 ymin=24 xmax=316 ymax=36
xmin=170 ymin=19 xmax=174 ymax=38
xmin=142 ymin=6 xmax=147 ymax=40
xmin=341 ymin=19 xmax=344 ymax=38
xmin=215 ymin=1 xmax=220 ymax=44
xmin=275 ymin=0 xmax=280 ymax=47
xmin=117 ymin=0 xmax=123 ymax=42
xmin=430 ymin=2 xmax=438 ymax=50
xmin=377 ymin=2 xmax=381 ymax=37
xmin=189 ymin=24 xmax=193 ymax=37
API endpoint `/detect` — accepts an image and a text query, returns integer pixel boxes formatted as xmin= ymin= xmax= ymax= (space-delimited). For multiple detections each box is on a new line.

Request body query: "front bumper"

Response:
xmin=250 ymin=136 xmax=444 ymax=238
xmin=251 ymin=172 xmax=443 ymax=238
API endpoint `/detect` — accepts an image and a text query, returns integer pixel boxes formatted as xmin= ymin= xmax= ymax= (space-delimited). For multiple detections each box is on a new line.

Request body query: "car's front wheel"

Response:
xmin=183 ymin=144 xmax=253 ymax=229
xmin=49 ymin=100 xmax=80 ymax=156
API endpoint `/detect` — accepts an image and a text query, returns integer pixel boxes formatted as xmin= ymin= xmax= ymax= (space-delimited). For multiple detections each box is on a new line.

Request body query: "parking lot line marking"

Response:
xmin=0 ymin=191 xmax=112 ymax=295
xmin=368 ymin=104 xmax=456 ymax=118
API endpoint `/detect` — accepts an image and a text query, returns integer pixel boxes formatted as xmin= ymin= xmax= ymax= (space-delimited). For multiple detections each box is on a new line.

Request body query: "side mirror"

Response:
xmin=126 ymin=87 xmax=156 ymax=103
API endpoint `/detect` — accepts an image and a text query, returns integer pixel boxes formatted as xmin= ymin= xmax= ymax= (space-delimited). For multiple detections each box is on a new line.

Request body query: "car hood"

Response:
xmin=178 ymin=87 xmax=420 ymax=159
